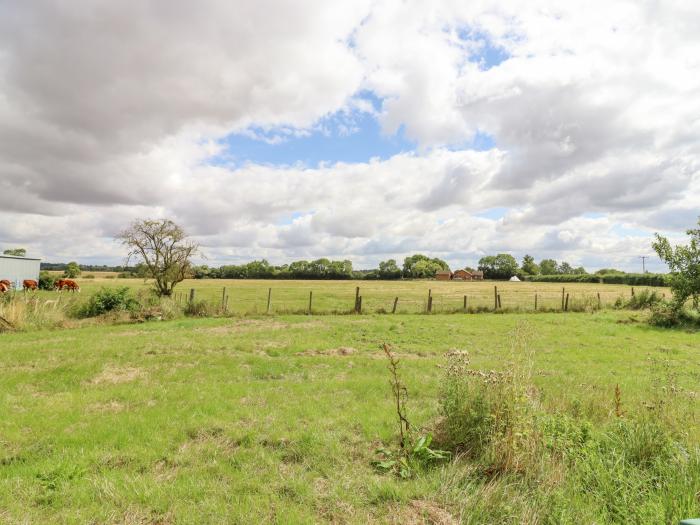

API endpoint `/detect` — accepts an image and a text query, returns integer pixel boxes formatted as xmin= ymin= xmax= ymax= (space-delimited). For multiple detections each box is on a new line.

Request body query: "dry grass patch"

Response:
xmin=91 ymin=366 xmax=145 ymax=385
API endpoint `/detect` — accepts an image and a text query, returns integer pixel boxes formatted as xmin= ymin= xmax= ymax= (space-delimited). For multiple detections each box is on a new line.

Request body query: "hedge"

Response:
xmin=525 ymin=273 xmax=668 ymax=286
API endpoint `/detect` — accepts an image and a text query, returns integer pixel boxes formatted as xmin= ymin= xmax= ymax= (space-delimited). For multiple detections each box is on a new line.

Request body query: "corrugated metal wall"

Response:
xmin=0 ymin=256 xmax=41 ymax=288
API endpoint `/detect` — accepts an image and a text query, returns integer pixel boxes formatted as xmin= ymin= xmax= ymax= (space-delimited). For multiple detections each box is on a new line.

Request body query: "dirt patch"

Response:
xmin=91 ymin=366 xmax=144 ymax=385
xmin=388 ymin=500 xmax=457 ymax=525
xmin=112 ymin=330 xmax=142 ymax=337
xmin=297 ymin=346 xmax=357 ymax=356
xmin=196 ymin=318 xmax=328 ymax=335
xmin=89 ymin=400 xmax=126 ymax=413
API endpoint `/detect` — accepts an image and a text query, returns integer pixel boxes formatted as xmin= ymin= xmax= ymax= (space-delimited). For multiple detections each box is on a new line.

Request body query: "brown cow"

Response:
xmin=0 ymin=282 xmax=8 ymax=293
xmin=61 ymin=279 xmax=80 ymax=293
xmin=0 ymin=279 xmax=11 ymax=289
xmin=22 ymin=279 xmax=38 ymax=291
xmin=54 ymin=279 xmax=67 ymax=291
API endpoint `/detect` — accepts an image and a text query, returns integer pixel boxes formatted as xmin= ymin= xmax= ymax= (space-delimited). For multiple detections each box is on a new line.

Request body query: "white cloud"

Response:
xmin=0 ymin=0 xmax=698 ymax=271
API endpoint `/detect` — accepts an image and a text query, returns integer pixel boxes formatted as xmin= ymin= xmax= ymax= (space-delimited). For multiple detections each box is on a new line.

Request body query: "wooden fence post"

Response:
xmin=223 ymin=295 xmax=229 ymax=313
xmin=463 ymin=295 xmax=467 ymax=312
xmin=266 ymin=287 xmax=272 ymax=314
xmin=427 ymin=289 xmax=432 ymax=313
xmin=561 ymin=287 xmax=565 ymax=310
xmin=355 ymin=286 xmax=360 ymax=313
xmin=535 ymin=293 xmax=538 ymax=311
xmin=497 ymin=294 xmax=502 ymax=309
xmin=221 ymin=287 xmax=226 ymax=306
xmin=565 ymin=293 xmax=570 ymax=311
xmin=392 ymin=297 xmax=398 ymax=314
xmin=308 ymin=291 xmax=313 ymax=314
xmin=494 ymin=286 xmax=498 ymax=310
xmin=597 ymin=292 xmax=601 ymax=310
xmin=631 ymin=287 xmax=635 ymax=297
xmin=189 ymin=289 xmax=195 ymax=303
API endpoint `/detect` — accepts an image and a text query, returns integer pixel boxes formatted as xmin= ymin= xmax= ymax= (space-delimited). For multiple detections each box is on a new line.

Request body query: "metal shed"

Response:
xmin=0 ymin=255 xmax=41 ymax=289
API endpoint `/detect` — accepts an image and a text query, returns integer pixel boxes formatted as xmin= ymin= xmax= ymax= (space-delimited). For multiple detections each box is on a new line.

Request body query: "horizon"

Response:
xmin=2 ymin=2 xmax=698 ymax=274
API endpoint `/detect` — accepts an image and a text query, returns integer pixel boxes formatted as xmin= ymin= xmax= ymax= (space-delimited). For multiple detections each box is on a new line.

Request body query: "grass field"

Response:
xmin=1 ymin=310 xmax=698 ymax=523
xmin=28 ymin=277 xmax=669 ymax=315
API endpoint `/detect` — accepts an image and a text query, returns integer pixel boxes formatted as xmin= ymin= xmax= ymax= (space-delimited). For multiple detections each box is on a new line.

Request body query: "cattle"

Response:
xmin=54 ymin=279 xmax=67 ymax=291
xmin=0 ymin=282 xmax=8 ymax=293
xmin=0 ymin=279 xmax=11 ymax=289
xmin=61 ymin=279 xmax=80 ymax=293
xmin=22 ymin=279 xmax=39 ymax=291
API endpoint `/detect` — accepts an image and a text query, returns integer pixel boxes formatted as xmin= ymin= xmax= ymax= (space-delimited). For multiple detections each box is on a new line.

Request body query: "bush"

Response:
xmin=649 ymin=303 xmax=700 ymax=328
xmin=184 ymin=299 xmax=217 ymax=317
xmin=526 ymin=273 xmax=668 ymax=286
xmin=73 ymin=287 xmax=138 ymax=318
xmin=38 ymin=271 xmax=56 ymax=290
xmin=615 ymin=289 xmax=663 ymax=310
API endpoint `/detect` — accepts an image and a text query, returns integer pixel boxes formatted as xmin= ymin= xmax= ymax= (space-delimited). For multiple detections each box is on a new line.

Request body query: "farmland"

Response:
xmin=1 ymin=276 xmax=699 ymax=523
xmin=25 ymin=276 xmax=669 ymax=315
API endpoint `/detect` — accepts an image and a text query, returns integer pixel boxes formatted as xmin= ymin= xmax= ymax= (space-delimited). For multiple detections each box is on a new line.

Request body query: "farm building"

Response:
xmin=435 ymin=270 xmax=453 ymax=281
xmin=452 ymin=269 xmax=484 ymax=281
xmin=0 ymin=255 xmax=41 ymax=288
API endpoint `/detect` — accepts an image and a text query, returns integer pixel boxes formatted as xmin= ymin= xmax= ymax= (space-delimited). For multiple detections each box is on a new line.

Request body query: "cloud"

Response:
xmin=0 ymin=0 xmax=698 ymax=271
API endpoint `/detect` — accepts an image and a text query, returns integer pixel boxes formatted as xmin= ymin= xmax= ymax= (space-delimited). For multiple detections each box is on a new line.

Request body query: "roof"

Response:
xmin=0 ymin=255 xmax=41 ymax=261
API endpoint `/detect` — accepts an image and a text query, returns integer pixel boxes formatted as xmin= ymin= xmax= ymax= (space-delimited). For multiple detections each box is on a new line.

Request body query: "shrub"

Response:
xmin=615 ymin=289 xmax=663 ymax=310
xmin=74 ymin=287 xmax=138 ymax=318
xmin=184 ymin=299 xmax=217 ymax=317
xmin=38 ymin=271 xmax=56 ymax=290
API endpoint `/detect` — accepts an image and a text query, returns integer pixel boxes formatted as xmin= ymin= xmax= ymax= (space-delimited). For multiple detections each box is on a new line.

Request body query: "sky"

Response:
xmin=1 ymin=1 xmax=699 ymax=272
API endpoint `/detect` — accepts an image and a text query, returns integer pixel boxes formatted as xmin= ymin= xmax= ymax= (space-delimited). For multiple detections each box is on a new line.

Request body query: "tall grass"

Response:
xmin=430 ymin=322 xmax=700 ymax=523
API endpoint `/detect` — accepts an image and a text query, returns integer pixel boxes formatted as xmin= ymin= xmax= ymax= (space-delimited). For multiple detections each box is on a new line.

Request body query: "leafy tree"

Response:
xmin=653 ymin=218 xmax=700 ymax=309
xmin=572 ymin=266 xmax=588 ymax=275
xmin=378 ymin=259 xmax=402 ymax=280
xmin=521 ymin=255 xmax=540 ymax=275
xmin=63 ymin=261 xmax=81 ymax=278
xmin=117 ymin=218 xmax=198 ymax=296
xmin=595 ymin=268 xmax=623 ymax=275
xmin=539 ymin=259 xmax=558 ymax=275
xmin=3 ymin=248 xmax=26 ymax=257
xmin=558 ymin=262 xmax=574 ymax=275
xmin=478 ymin=254 xmax=519 ymax=280
xmin=402 ymin=254 xmax=449 ymax=278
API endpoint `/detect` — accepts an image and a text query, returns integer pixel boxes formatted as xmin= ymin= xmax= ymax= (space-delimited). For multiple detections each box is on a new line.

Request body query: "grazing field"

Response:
xmin=0 ymin=311 xmax=698 ymax=523
xmin=36 ymin=277 xmax=669 ymax=314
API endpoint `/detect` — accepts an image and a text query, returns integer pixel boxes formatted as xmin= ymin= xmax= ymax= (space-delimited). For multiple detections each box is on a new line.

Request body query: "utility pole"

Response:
xmin=639 ymin=255 xmax=649 ymax=273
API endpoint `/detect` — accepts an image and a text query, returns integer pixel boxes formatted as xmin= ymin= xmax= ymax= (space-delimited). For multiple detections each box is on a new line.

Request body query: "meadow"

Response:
xmin=37 ymin=275 xmax=670 ymax=315
xmin=1 ymin=279 xmax=698 ymax=523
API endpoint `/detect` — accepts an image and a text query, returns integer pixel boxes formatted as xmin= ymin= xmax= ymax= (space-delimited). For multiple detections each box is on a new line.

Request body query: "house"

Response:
xmin=435 ymin=270 xmax=453 ymax=281
xmin=0 ymin=254 xmax=41 ymax=288
xmin=452 ymin=269 xmax=471 ymax=280
xmin=452 ymin=269 xmax=484 ymax=281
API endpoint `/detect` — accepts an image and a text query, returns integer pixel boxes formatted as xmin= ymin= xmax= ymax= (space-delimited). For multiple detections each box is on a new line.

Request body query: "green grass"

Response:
xmin=1 ymin=311 xmax=698 ymax=523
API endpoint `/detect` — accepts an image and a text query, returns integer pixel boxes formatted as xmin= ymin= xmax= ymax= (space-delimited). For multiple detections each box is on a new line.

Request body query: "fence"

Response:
xmin=171 ymin=284 xmax=663 ymax=315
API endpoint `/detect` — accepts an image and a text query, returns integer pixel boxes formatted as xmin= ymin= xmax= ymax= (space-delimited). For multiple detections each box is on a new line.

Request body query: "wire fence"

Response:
xmin=169 ymin=284 xmax=667 ymax=315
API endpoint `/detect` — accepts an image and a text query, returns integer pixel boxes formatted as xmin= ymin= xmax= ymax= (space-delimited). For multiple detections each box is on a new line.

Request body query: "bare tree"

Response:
xmin=117 ymin=219 xmax=198 ymax=296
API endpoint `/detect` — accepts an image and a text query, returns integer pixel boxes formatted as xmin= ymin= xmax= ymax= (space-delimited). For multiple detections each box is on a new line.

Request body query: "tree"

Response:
xmin=63 ymin=261 xmax=81 ymax=278
xmin=539 ymin=259 xmax=558 ymax=275
xmin=3 ymin=248 xmax=26 ymax=257
xmin=402 ymin=254 xmax=449 ymax=278
xmin=478 ymin=254 xmax=519 ymax=279
xmin=521 ymin=255 xmax=540 ymax=275
xmin=558 ymin=261 xmax=574 ymax=275
xmin=117 ymin=219 xmax=198 ymax=296
xmin=652 ymin=218 xmax=700 ymax=309
xmin=378 ymin=259 xmax=402 ymax=279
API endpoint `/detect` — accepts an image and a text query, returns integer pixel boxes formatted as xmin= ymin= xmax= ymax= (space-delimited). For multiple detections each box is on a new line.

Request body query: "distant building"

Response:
xmin=435 ymin=270 xmax=453 ymax=281
xmin=452 ymin=269 xmax=484 ymax=281
xmin=0 ymin=255 xmax=41 ymax=288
